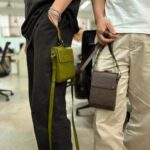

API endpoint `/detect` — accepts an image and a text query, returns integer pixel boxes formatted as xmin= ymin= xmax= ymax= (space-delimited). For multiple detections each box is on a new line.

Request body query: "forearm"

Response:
xmin=51 ymin=0 xmax=72 ymax=14
xmin=92 ymin=0 xmax=106 ymax=25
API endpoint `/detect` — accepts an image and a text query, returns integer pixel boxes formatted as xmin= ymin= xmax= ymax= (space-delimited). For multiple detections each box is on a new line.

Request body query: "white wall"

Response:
xmin=0 ymin=15 xmax=9 ymax=36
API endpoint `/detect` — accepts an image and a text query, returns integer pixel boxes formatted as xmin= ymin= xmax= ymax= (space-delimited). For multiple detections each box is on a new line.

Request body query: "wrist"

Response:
xmin=48 ymin=12 xmax=59 ymax=28
xmin=95 ymin=16 xmax=105 ymax=24
xmin=48 ymin=7 xmax=61 ymax=22
xmin=48 ymin=12 xmax=59 ymax=21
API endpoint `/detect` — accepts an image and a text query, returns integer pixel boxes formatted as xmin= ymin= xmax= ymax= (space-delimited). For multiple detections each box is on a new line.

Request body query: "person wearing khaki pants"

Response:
xmin=92 ymin=0 xmax=150 ymax=150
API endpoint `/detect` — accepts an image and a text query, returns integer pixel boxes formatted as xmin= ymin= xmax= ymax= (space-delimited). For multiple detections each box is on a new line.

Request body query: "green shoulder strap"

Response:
xmin=48 ymin=51 xmax=57 ymax=150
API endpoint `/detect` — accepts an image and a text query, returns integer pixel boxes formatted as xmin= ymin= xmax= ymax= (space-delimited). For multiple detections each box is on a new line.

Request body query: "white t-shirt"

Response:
xmin=105 ymin=0 xmax=150 ymax=34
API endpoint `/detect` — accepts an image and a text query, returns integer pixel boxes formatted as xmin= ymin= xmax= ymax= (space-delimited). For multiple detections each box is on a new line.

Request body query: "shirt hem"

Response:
xmin=114 ymin=27 xmax=150 ymax=34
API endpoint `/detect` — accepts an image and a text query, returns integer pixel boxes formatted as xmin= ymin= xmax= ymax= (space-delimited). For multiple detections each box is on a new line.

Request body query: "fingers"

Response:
xmin=96 ymin=18 xmax=118 ymax=45
xmin=109 ymin=32 xmax=118 ymax=39
xmin=98 ymin=29 xmax=118 ymax=45
xmin=97 ymin=30 xmax=118 ymax=45
xmin=97 ymin=34 xmax=114 ymax=45
xmin=106 ymin=20 xmax=116 ymax=34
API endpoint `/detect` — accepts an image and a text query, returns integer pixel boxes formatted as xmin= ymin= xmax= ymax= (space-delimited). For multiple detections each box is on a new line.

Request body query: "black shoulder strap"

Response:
xmin=108 ymin=43 xmax=121 ymax=75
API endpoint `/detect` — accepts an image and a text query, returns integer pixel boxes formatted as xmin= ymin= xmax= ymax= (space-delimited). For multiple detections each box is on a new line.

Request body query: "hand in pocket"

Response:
xmin=48 ymin=13 xmax=59 ymax=28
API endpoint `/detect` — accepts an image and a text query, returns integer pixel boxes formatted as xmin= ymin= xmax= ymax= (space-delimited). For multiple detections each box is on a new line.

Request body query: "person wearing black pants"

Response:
xmin=22 ymin=0 xmax=80 ymax=149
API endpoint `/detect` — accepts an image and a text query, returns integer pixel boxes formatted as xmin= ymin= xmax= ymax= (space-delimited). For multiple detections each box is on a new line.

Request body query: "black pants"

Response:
xmin=26 ymin=11 xmax=74 ymax=150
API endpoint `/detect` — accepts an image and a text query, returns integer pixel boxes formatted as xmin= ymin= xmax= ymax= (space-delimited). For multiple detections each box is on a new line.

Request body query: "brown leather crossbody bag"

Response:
xmin=77 ymin=43 xmax=121 ymax=111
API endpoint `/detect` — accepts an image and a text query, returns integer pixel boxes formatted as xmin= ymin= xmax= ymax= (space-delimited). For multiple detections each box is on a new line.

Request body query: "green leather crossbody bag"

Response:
xmin=51 ymin=44 xmax=75 ymax=83
xmin=48 ymin=30 xmax=80 ymax=150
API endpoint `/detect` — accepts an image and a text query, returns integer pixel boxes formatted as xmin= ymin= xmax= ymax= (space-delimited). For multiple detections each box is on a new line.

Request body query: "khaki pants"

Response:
xmin=93 ymin=34 xmax=150 ymax=150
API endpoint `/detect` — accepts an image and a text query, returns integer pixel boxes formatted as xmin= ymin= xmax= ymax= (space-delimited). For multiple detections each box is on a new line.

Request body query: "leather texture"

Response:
xmin=89 ymin=71 xmax=120 ymax=111
xmin=51 ymin=46 xmax=75 ymax=83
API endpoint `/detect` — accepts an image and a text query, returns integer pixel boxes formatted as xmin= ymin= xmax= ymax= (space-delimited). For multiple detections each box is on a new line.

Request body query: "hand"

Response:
xmin=48 ymin=12 xmax=59 ymax=28
xmin=96 ymin=18 xmax=118 ymax=45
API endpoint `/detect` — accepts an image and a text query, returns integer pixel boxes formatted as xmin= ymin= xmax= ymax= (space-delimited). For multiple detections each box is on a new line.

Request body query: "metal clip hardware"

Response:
xmin=51 ymin=52 xmax=56 ymax=58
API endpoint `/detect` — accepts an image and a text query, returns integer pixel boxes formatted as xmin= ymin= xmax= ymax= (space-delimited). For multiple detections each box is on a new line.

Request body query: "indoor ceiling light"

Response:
xmin=80 ymin=0 xmax=91 ymax=10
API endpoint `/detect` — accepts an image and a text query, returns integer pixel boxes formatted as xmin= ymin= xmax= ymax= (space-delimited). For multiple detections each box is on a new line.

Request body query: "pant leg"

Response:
xmin=27 ymin=11 xmax=74 ymax=150
xmin=124 ymin=34 xmax=150 ymax=150
xmin=26 ymin=42 xmax=34 ymax=108
xmin=93 ymin=34 xmax=130 ymax=150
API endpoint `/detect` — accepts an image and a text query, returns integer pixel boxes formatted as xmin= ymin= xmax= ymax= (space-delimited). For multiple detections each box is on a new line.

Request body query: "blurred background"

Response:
xmin=0 ymin=0 xmax=94 ymax=36
xmin=0 ymin=0 xmax=96 ymax=150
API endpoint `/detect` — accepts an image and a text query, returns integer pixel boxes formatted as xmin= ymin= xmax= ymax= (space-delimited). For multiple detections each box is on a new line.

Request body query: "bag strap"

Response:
xmin=49 ymin=17 xmax=64 ymax=46
xmin=76 ymin=43 xmax=104 ymax=74
xmin=108 ymin=43 xmax=121 ymax=75
xmin=77 ymin=42 xmax=121 ymax=76
xmin=48 ymin=51 xmax=57 ymax=150
xmin=57 ymin=29 xmax=64 ymax=46
xmin=49 ymin=51 xmax=80 ymax=150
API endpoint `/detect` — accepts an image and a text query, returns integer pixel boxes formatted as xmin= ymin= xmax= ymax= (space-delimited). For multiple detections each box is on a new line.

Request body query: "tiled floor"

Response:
xmin=0 ymin=75 xmax=94 ymax=150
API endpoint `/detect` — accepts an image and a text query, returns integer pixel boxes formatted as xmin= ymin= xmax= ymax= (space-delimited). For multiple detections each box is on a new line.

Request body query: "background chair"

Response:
xmin=0 ymin=41 xmax=14 ymax=101
xmin=74 ymin=30 xmax=96 ymax=115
